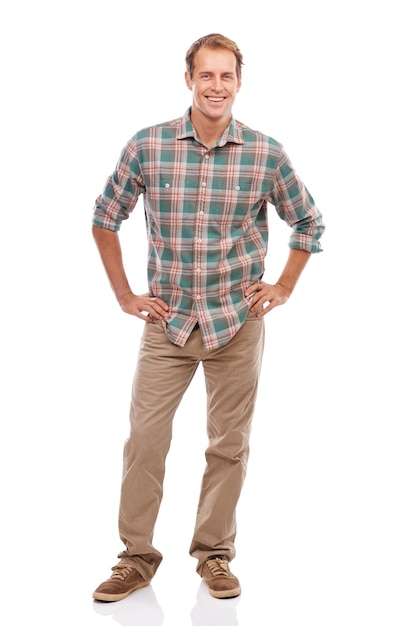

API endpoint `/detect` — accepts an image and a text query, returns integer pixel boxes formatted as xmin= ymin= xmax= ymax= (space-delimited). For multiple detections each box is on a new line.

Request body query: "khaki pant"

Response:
xmin=117 ymin=312 xmax=265 ymax=580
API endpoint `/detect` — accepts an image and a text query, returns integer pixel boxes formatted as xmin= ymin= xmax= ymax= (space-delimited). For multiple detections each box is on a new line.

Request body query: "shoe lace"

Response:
xmin=110 ymin=565 xmax=135 ymax=581
xmin=206 ymin=557 xmax=229 ymax=577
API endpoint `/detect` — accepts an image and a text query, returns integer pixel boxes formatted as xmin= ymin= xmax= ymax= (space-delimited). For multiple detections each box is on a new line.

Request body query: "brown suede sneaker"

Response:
xmin=201 ymin=556 xmax=241 ymax=599
xmin=93 ymin=564 xmax=149 ymax=602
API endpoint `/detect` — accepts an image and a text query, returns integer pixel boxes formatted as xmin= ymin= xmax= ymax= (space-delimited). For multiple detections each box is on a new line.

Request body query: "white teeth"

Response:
xmin=208 ymin=97 xmax=224 ymax=102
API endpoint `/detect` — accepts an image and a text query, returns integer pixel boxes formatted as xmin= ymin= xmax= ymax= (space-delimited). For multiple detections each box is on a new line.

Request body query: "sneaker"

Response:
xmin=201 ymin=556 xmax=241 ymax=599
xmin=93 ymin=564 xmax=149 ymax=602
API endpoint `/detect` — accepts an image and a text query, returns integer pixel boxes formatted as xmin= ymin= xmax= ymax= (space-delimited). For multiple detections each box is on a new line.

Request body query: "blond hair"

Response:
xmin=185 ymin=33 xmax=244 ymax=81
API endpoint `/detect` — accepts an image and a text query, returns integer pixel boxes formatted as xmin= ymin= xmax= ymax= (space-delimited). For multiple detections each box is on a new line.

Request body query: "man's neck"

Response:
xmin=190 ymin=109 xmax=231 ymax=150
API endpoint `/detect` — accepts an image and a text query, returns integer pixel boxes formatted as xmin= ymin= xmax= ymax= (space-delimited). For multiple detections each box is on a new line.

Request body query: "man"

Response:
xmin=92 ymin=33 xmax=325 ymax=601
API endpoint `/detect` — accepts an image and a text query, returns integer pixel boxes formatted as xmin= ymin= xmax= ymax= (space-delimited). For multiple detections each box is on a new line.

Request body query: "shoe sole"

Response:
xmin=93 ymin=580 xmax=149 ymax=602
xmin=205 ymin=584 xmax=241 ymax=599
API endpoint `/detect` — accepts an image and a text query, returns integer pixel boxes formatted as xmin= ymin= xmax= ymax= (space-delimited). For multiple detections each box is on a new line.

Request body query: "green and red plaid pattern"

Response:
xmin=93 ymin=109 xmax=324 ymax=350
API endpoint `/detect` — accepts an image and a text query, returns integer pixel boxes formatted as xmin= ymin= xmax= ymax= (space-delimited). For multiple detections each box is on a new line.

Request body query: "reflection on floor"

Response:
xmin=92 ymin=580 xmax=240 ymax=626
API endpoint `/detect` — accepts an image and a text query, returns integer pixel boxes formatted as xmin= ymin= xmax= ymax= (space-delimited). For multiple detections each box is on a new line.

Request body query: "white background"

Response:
xmin=1 ymin=0 xmax=417 ymax=624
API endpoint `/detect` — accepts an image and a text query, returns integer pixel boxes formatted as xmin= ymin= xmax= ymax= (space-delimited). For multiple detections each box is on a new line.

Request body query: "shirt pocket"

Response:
xmin=146 ymin=175 xmax=198 ymax=218
xmin=210 ymin=179 xmax=259 ymax=221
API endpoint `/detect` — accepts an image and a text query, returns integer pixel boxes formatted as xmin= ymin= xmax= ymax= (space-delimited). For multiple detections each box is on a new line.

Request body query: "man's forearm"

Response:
xmin=275 ymin=248 xmax=312 ymax=296
xmin=92 ymin=225 xmax=133 ymax=304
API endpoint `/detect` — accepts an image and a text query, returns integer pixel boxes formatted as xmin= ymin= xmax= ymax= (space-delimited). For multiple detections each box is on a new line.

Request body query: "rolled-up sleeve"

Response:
xmin=92 ymin=137 xmax=145 ymax=231
xmin=273 ymin=148 xmax=325 ymax=253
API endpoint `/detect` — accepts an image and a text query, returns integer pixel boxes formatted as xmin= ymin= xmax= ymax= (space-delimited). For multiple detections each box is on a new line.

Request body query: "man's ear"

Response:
xmin=185 ymin=71 xmax=193 ymax=91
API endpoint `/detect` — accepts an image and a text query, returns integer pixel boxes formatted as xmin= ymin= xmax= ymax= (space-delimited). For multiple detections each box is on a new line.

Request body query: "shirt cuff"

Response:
xmin=289 ymin=234 xmax=323 ymax=253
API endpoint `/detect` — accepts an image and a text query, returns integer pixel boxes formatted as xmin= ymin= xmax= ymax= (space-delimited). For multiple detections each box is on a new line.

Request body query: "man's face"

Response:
xmin=185 ymin=46 xmax=241 ymax=123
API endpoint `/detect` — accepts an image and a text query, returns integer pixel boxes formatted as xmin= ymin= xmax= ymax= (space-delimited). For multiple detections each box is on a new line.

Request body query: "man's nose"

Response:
xmin=212 ymin=76 xmax=223 ymax=92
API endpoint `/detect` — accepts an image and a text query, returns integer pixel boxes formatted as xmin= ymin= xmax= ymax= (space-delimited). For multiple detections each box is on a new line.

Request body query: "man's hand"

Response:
xmin=245 ymin=281 xmax=291 ymax=317
xmin=245 ymin=249 xmax=312 ymax=316
xmin=119 ymin=292 xmax=170 ymax=322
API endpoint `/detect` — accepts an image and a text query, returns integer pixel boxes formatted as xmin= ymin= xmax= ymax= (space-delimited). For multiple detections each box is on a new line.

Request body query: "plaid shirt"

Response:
xmin=93 ymin=108 xmax=325 ymax=350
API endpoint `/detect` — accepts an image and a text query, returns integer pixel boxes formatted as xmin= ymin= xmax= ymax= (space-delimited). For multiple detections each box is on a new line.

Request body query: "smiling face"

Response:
xmin=185 ymin=46 xmax=241 ymax=127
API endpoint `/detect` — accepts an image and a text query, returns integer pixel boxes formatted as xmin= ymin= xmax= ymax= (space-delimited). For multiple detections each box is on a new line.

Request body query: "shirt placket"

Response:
xmin=193 ymin=148 xmax=211 ymax=319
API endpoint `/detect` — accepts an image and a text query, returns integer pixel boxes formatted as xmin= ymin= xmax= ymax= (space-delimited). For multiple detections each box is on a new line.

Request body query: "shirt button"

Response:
xmin=197 ymin=238 xmax=202 ymax=243
xmin=165 ymin=183 xmax=171 ymax=189
xmin=235 ymin=185 xmax=240 ymax=191
xmin=204 ymin=154 xmax=209 ymax=160
xmin=196 ymin=267 xmax=201 ymax=273
xmin=202 ymin=181 xmax=207 ymax=187
xmin=196 ymin=295 xmax=201 ymax=300
xmin=199 ymin=210 xmax=204 ymax=215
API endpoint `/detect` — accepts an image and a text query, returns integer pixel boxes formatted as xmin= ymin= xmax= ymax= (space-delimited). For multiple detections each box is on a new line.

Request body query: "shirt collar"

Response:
xmin=177 ymin=108 xmax=244 ymax=147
